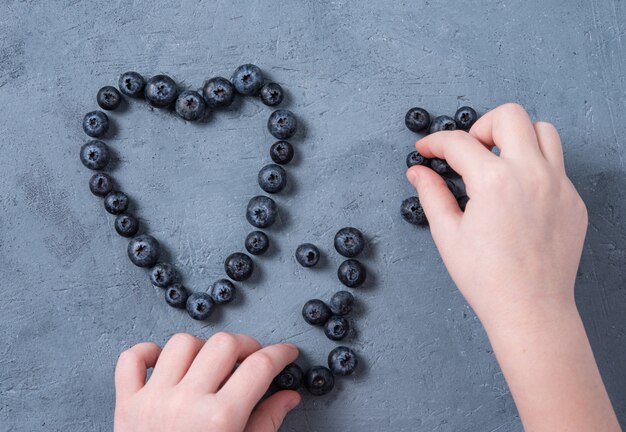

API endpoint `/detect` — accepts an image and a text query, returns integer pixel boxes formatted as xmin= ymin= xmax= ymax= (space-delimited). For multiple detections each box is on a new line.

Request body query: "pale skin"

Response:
xmin=114 ymin=103 xmax=621 ymax=431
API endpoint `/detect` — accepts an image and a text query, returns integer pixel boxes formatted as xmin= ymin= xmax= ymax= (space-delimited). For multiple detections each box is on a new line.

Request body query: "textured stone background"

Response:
xmin=1 ymin=0 xmax=625 ymax=430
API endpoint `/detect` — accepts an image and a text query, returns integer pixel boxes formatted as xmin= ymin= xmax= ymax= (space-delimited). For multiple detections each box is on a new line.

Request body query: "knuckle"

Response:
xmin=210 ymin=332 xmax=238 ymax=350
xmin=534 ymin=121 xmax=557 ymax=133
xmin=169 ymin=332 xmax=200 ymax=347
xmin=210 ymin=406 xmax=235 ymax=429
xmin=250 ymin=351 xmax=275 ymax=375
xmin=117 ymin=348 xmax=138 ymax=365
xmin=499 ymin=102 xmax=527 ymax=118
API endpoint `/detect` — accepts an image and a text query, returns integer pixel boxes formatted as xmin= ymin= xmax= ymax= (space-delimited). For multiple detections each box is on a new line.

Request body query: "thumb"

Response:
xmin=244 ymin=391 xmax=301 ymax=432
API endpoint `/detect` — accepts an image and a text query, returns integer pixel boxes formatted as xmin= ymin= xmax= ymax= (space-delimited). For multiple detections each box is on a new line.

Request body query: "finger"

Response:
xmin=469 ymin=103 xmax=541 ymax=159
xmin=149 ymin=333 xmax=204 ymax=387
xmin=244 ymin=391 xmax=301 ymax=432
xmin=115 ymin=342 xmax=161 ymax=401
xmin=181 ymin=332 xmax=262 ymax=392
xmin=219 ymin=344 xmax=299 ymax=414
xmin=534 ymin=122 xmax=565 ymax=172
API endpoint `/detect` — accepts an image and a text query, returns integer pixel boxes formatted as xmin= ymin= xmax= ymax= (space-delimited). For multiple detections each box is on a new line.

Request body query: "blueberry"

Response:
xmin=209 ymin=279 xmax=236 ymax=304
xmin=165 ymin=283 xmax=188 ymax=308
xmin=430 ymin=158 xmax=451 ymax=176
xmin=118 ymin=71 xmax=145 ymax=98
xmin=149 ymin=263 xmax=178 ymax=288
xmin=324 ymin=316 xmax=350 ymax=341
xmin=246 ymin=196 xmax=278 ymax=228
xmin=202 ymin=77 xmax=235 ymax=108
xmin=304 ymin=366 xmax=334 ymax=396
xmin=405 ymin=107 xmax=431 ymax=132
xmin=295 ymin=243 xmax=320 ymax=267
xmin=328 ymin=346 xmax=358 ymax=376
xmin=127 ymin=234 xmax=160 ymax=268
xmin=258 ymin=164 xmax=287 ymax=194
xmin=80 ymin=140 xmax=110 ymax=170
xmin=334 ymin=227 xmax=365 ymax=258
xmin=406 ymin=151 xmax=429 ymax=168
xmin=186 ymin=292 xmax=214 ymax=320
xmin=429 ymin=115 xmax=456 ymax=134
xmin=104 ymin=191 xmax=129 ymax=215
xmin=231 ymin=64 xmax=264 ymax=96
xmin=454 ymin=106 xmax=478 ymax=130
xmin=302 ymin=299 xmax=331 ymax=326
xmin=97 ymin=86 xmax=122 ymax=110
xmin=401 ymin=196 xmax=427 ymax=226
xmin=245 ymin=231 xmax=269 ymax=256
xmin=267 ymin=109 xmax=297 ymax=140
xmin=269 ymin=140 xmax=294 ymax=165
xmin=82 ymin=111 xmax=109 ymax=138
xmin=337 ymin=259 xmax=366 ymax=288
xmin=445 ymin=178 xmax=463 ymax=200
xmin=175 ymin=90 xmax=206 ymax=121
xmin=458 ymin=195 xmax=469 ymax=211
xmin=114 ymin=214 xmax=139 ymax=237
xmin=329 ymin=290 xmax=354 ymax=316
xmin=144 ymin=75 xmax=178 ymax=108
xmin=89 ymin=172 xmax=114 ymax=197
xmin=273 ymin=363 xmax=303 ymax=391
xmin=224 ymin=252 xmax=254 ymax=281
xmin=259 ymin=82 xmax=283 ymax=106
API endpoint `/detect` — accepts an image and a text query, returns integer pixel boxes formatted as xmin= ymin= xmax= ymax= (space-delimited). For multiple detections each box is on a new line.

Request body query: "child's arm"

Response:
xmin=114 ymin=332 xmax=300 ymax=432
xmin=406 ymin=103 xmax=620 ymax=431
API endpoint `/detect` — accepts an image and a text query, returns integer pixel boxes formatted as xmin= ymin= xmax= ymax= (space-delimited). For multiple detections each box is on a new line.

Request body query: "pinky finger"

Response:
xmin=534 ymin=122 xmax=565 ymax=172
xmin=244 ymin=391 xmax=301 ymax=432
xmin=115 ymin=342 xmax=161 ymax=401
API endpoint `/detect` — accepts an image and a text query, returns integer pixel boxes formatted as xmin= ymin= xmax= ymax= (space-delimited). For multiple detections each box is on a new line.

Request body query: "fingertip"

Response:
xmin=284 ymin=390 xmax=301 ymax=410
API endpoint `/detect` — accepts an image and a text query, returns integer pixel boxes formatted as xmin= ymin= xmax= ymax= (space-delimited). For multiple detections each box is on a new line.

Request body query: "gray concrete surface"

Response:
xmin=1 ymin=0 xmax=625 ymax=430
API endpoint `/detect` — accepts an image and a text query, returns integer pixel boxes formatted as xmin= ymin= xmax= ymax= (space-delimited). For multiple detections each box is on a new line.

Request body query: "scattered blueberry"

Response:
xmin=334 ymin=227 xmax=365 ymax=258
xmin=267 ymin=109 xmax=297 ymax=140
xmin=329 ymin=290 xmax=354 ymax=316
xmin=97 ymin=86 xmax=122 ymax=110
xmin=429 ymin=115 xmax=456 ymax=134
xmin=328 ymin=346 xmax=358 ymax=376
xmin=454 ymin=106 xmax=478 ymax=130
xmin=89 ymin=172 xmax=114 ymax=197
xmin=202 ymin=77 xmax=235 ymax=108
xmin=259 ymin=82 xmax=283 ymax=106
xmin=104 ymin=191 xmax=129 ymax=215
xmin=149 ymin=263 xmax=178 ymax=288
xmin=186 ymin=292 xmax=214 ymax=320
xmin=82 ymin=111 xmax=109 ymax=138
xmin=224 ymin=252 xmax=254 ymax=281
xmin=430 ymin=158 xmax=451 ymax=176
xmin=231 ymin=64 xmax=264 ymax=96
xmin=165 ymin=283 xmax=188 ymax=308
xmin=209 ymin=279 xmax=236 ymax=304
xmin=175 ymin=90 xmax=206 ymax=121
xmin=80 ymin=140 xmax=110 ymax=170
xmin=304 ymin=366 xmax=334 ymax=396
xmin=401 ymin=196 xmax=427 ymax=226
xmin=458 ymin=195 xmax=469 ymax=211
xmin=246 ymin=196 xmax=278 ymax=228
xmin=118 ymin=71 xmax=145 ymax=98
xmin=324 ymin=316 xmax=350 ymax=340
xmin=245 ymin=231 xmax=269 ymax=256
xmin=114 ymin=214 xmax=139 ymax=237
xmin=337 ymin=259 xmax=366 ymax=288
xmin=295 ymin=243 xmax=320 ymax=267
xmin=269 ymin=140 xmax=294 ymax=165
xmin=405 ymin=107 xmax=431 ymax=132
xmin=406 ymin=151 xmax=429 ymax=168
xmin=273 ymin=363 xmax=303 ymax=391
xmin=258 ymin=164 xmax=287 ymax=194
xmin=127 ymin=234 xmax=160 ymax=268
xmin=302 ymin=299 xmax=331 ymax=326
xmin=144 ymin=75 xmax=178 ymax=108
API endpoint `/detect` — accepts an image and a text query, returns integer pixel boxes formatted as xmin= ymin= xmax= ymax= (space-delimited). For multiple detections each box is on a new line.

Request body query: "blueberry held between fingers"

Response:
xmin=104 ymin=191 xmax=129 ymax=215
xmin=224 ymin=252 xmax=254 ymax=281
xmin=334 ymin=227 xmax=365 ymax=258
xmin=82 ymin=111 xmax=109 ymax=137
xmin=118 ymin=71 xmax=145 ymax=98
xmin=258 ymin=164 xmax=287 ymax=194
xmin=165 ymin=283 xmax=188 ymax=308
xmin=259 ymin=82 xmax=283 ymax=106
xmin=337 ymin=259 xmax=366 ymax=288
xmin=324 ymin=315 xmax=350 ymax=341
xmin=267 ymin=109 xmax=297 ymax=140
xmin=175 ymin=90 xmax=206 ymax=121
xmin=144 ymin=74 xmax=178 ymax=108
xmin=328 ymin=346 xmax=358 ymax=376
xmin=295 ymin=243 xmax=320 ymax=267
xmin=401 ymin=196 xmax=427 ymax=226
xmin=186 ymin=292 xmax=214 ymax=320
xmin=209 ymin=279 xmax=236 ymax=304
xmin=454 ymin=106 xmax=478 ymax=130
xmin=269 ymin=141 xmax=294 ymax=165
xmin=80 ymin=140 xmax=110 ymax=170
xmin=273 ymin=363 xmax=303 ymax=391
xmin=430 ymin=158 xmax=451 ymax=176
xmin=406 ymin=151 xmax=429 ymax=168
xmin=149 ymin=262 xmax=178 ymax=288
xmin=127 ymin=234 xmax=160 ymax=268
xmin=304 ymin=366 xmax=334 ymax=396
xmin=458 ymin=195 xmax=469 ymax=211
xmin=429 ymin=115 xmax=456 ymax=134
xmin=245 ymin=231 xmax=269 ymax=255
xmin=89 ymin=172 xmax=114 ymax=197
xmin=231 ymin=64 xmax=264 ymax=96
xmin=97 ymin=86 xmax=122 ymax=110
xmin=405 ymin=107 xmax=431 ymax=132
xmin=246 ymin=196 xmax=278 ymax=228
xmin=114 ymin=214 xmax=139 ymax=238
xmin=329 ymin=290 xmax=354 ymax=316
xmin=302 ymin=299 xmax=331 ymax=326
xmin=202 ymin=77 xmax=235 ymax=108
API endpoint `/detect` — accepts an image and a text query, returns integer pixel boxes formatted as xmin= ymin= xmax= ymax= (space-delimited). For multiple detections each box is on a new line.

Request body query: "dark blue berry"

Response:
xmin=149 ymin=263 xmax=178 ymax=288
xmin=269 ymin=141 xmax=294 ymax=165
xmin=114 ymin=214 xmax=139 ymax=237
xmin=445 ymin=178 xmax=463 ymax=200
xmin=224 ymin=252 xmax=254 ymax=281
xmin=245 ymin=231 xmax=269 ymax=256
xmin=401 ymin=196 xmax=427 ymax=226
xmin=82 ymin=111 xmax=109 ymax=138
xmin=304 ymin=366 xmax=334 ymax=396
xmin=165 ymin=283 xmax=188 ymax=308
xmin=273 ymin=363 xmax=303 ymax=391
xmin=231 ymin=64 xmax=264 ymax=96
xmin=267 ymin=109 xmax=297 ymax=140
xmin=454 ymin=106 xmax=478 ymax=130
xmin=429 ymin=115 xmax=456 ymax=134
xmin=259 ymin=82 xmax=283 ymax=106
xmin=186 ymin=292 xmax=214 ymax=320
xmin=458 ymin=195 xmax=469 ymax=211
xmin=209 ymin=279 xmax=236 ymax=304
xmin=258 ymin=164 xmax=287 ymax=194
xmin=202 ymin=77 xmax=235 ymax=108
xmin=334 ymin=227 xmax=365 ymax=258
xmin=118 ymin=71 xmax=145 ymax=98
xmin=104 ymin=191 xmax=129 ymax=215
xmin=80 ymin=140 xmax=110 ymax=170
xmin=430 ymin=158 xmax=451 ymax=175
xmin=246 ymin=196 xmax=278 ymax=228
xmin=175 ymin=90 xmax=206 ymax=121
xmin=328 ymin=346 xmax=358 ymax=376
xmin=337 ymin=259 xmax=366 ymax=288
xmin=405 ymin=107 xmax=431 ymax=132
xmin=144 ymin=75 xmax=178 ymax=108
xmin=127 ymin=234 xmax=160 ymax=268
xmin=324 ymin=316 xmax=350 ymax=341
xmin=97 ymin=86 xmax=122 ymax=110
xmin=329 ymin=290 xmax=354 ymax=316
xmin=406 ymin=151 xmax=429 ymax=168
xmin=89 ymin=172 xmax=114 ymax=197
xmin=302 ymin=299 xmax=331 ymax=326
xmin=295 ymin=243 xmax=320 ymax=267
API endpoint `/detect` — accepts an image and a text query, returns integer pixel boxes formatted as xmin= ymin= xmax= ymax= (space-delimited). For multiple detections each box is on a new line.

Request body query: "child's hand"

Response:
xmin=114 ymin=332 xmax=300 ymax=432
